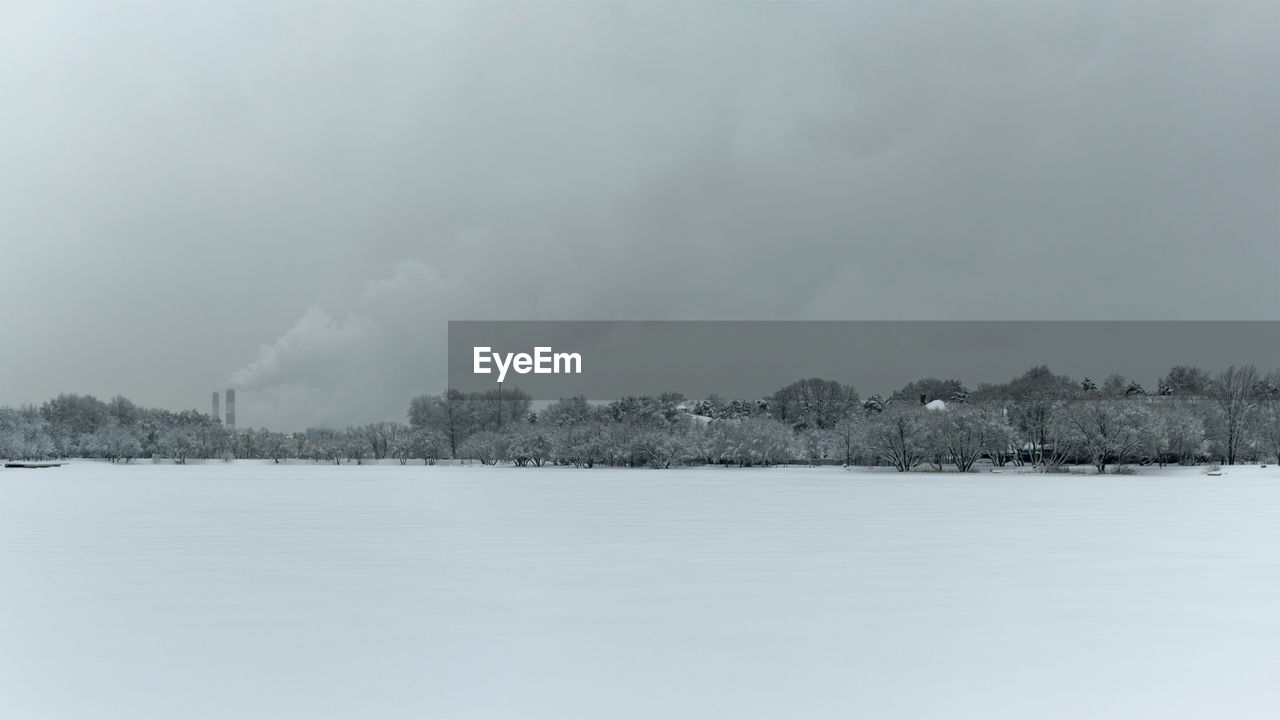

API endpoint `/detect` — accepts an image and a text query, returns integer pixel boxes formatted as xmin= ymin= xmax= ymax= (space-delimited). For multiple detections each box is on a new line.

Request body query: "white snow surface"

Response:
xmin=2 ymin=461 xmax=1279 ymax=719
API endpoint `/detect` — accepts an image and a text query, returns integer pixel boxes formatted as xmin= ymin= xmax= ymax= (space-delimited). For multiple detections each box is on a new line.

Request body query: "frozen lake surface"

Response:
xmin=3 ymin=462 xmax=1279 ymax=719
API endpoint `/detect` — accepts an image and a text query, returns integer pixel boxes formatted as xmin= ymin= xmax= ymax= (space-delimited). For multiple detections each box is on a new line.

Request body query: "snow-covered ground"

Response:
xmin=2 ymin=462 xmax=1278 ymax=719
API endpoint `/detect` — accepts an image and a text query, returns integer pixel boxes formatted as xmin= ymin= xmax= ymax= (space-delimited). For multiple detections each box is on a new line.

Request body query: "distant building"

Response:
xmin=211 ymin=392 xmax=220 ymax=423
xmin=225 ymin=389 xmax=236 ymax=429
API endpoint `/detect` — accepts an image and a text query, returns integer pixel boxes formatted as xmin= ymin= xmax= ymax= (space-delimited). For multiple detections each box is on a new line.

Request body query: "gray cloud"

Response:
xmin=2 ymin=1 xmax=1276 ymax=427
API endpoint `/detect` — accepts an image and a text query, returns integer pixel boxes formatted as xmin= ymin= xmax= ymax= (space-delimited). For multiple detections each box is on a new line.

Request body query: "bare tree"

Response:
xmin=974 ymin=366 xmax=1079 ymax=466
xmin=89 ymin=422 xmax=142 ymax=463
xmin=260 ymin=430 xmax=289 ymax=464
xmin=1150 ymin=399 xmax=1206 ymax=465
xmin=459 ymin=431 xmax=507 ymax=466
xmin=1257 ymin=371 xmax=1280 ymax=464
xmin=709 ymin=416 xmax=794 ymax=467
xmin=510 ymin=429 xmax=553 ymax=467
xmin=362 ymin=422 xmax=398 ymax=460
xmin=769 ymin=378 xmax=860 ymax=430
xmin=1059 ymin=399 xmax=1153 ymax=473
xmin=865 ymin=406 xmax=927 ymax=472
xmin=160 ymin=427 xmax=197 ymax=464
xmin=1209 ymin=365 xmax=1259 ymax=465
xmin=1159 ymin=365 xmax=1212 ymax=396
xmin=925 ymin=405 xmax=1003 ymax=473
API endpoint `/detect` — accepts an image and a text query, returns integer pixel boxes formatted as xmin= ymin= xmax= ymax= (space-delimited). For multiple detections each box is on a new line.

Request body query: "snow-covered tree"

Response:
xmin=509 ymin=429 xmax=553 ymax=467
xmin=553 ymin=423 xmax=605 ymax=468
xmin=343 ymin=428 xmax=370 ymax=464
xmin=1124 ymin=382 xmax=1147 ymax=397
xmin=540 ymin=395 xmax=593 ymax=427
xmin=1150 ymin=400 xmax=1206 ymax=466
xmin=1253 ymin=372 xmax=1280 ymax=464
xmin=1057 ymin=399 xmax=1153 ymax=473
xmin=160 ymin=426 xmax=198 ymax=464
xmin=259 ymin=430 xmax=290 ymax=463
xmin=924 ymin=405 xmax=1005 ymax=472
xmin=88 ymin=422 xmax=142 ymax=463
xmin=1209 ymin=365 xmax=1259 ymax=465
xmin=1159 ymin=366 xmax=1212 ymax=397
xmin=459 ymin=430 xmax=507 ymax=465
xmin=306 ymin=430 xmax=344 ymax=464
xmin=0 ymin=406 xmax=54 ymax=460
xmin=864 ymin=406 xmax=927 ymax=472
xmin=768 ymin=378 xmax=860 ymax=430
xmin=975 ymin=366 xmax=1080 ymax=466
xmin=709 ymin=416 xmax=793 ymax=467
xmin=891 ymin=378 xmax=968 ymax=407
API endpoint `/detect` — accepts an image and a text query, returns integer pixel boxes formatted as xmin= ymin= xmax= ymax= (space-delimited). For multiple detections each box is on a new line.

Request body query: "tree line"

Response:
xmin=2 ymin=364 xmax=1278 ymax=471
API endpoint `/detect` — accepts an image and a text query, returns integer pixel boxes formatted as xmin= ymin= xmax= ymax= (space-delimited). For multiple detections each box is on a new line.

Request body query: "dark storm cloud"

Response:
xmin=2 ymin=1 xmax=1276 ymax=428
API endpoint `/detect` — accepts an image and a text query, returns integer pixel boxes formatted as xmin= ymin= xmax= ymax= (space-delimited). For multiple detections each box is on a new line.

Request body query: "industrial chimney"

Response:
xmin=212 ymin=392 xmax=221 ymax=423
xmin=225 ymin=389 xmax=236 ymax=429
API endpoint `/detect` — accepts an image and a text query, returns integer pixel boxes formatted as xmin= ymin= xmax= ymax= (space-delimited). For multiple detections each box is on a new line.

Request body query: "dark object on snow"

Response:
xmin=4 ymin=463 xmax=65 ymax=469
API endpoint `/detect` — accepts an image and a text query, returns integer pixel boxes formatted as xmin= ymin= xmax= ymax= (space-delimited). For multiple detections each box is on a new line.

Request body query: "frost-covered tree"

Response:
xmin=553 ymin=423 xmax=605 ymax=468
xmin=391 ymin=427 xmax=446 ymax=465
xmin=1209 ymin=365 xmax=1259 ymax=465
xmin=408 ymin=390 xmax=472 ymax=458
xmin=509 ymin=429 xmax=553 ymax=467
xmin=794 ymin=427 xmax=845 ymax=465
xmin=891 ymin=378 xmax=968 ymax=407
xmin=605 ymin=395 xmax=670 ymax=429
xmin=1057 ymin=399 xmax=1153 ymax=473
xmin=700 ymin=396 xmax=766 ymax=421
xmin=1101 ymin=374 xmax=1130 ymax=397
xmin=864 ymin=406 xmax=927 ymax=472
xmin=768 ymin=378 xmax=860 ymax=431
xmin=459 ymin=430 xmax=507 ymax=465
xmin=199 ymin=422 xmax=230 ymax=459
xmin=540 ymin=395 xmax=593 ymax=427
xmin=0 ymin=406 xmax=54 ymax=461
xmin=88 ymin=422 xmax=142 ymax=463
xmin=306 ymin=429 xmax=344 ymax=464
xmin=360 ymin=422 xmax=400 ymax=460
xmin=1259 ymin=372 xmax=1280 ymax=464
xmin=475 ymin=387 xmax=533 ymax=433
xmin=342 ymin=428 xmax=370 ymax=464
xmin=709 ymin=416 xmax=793 ymax=467
xmin=1159 ymin=366 xmax=1212 ymax=397
xmin=1150 ymin=400 xmax=1206 ymax=466
xmin=160 ymin=426 xmax=198 ymax=464
xmin=629 ymin=429 xmax=677 ymax=468
xmin=924 ymin=405 xmax=1005 ymax=473
xmin=974 ymin=366 xmax=1079 ymax=466
xmin=40 ymin=393 xmax=111 ymax=457
xmin=106 ymin=395 xmax=142 ymax=427
xmin=259 ymin=430 xmax=290 ymax=463
xmin=978 ymin=405 xmax=1017 ymax=466
xmin=408 ymin=388 xmax=532 ymax=456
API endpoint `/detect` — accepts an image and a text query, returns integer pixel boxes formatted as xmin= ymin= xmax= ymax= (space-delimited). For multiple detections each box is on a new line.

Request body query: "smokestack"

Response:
xmin=212 ymin=392 xmax=221 ymax=424
xmin=225 ymin=389 xmax=236 ymax=429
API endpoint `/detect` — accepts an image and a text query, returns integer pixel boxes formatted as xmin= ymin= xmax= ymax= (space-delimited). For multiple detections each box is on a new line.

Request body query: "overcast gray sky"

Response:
xmin=2 ymin=1 xmax=1277 ymax=429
